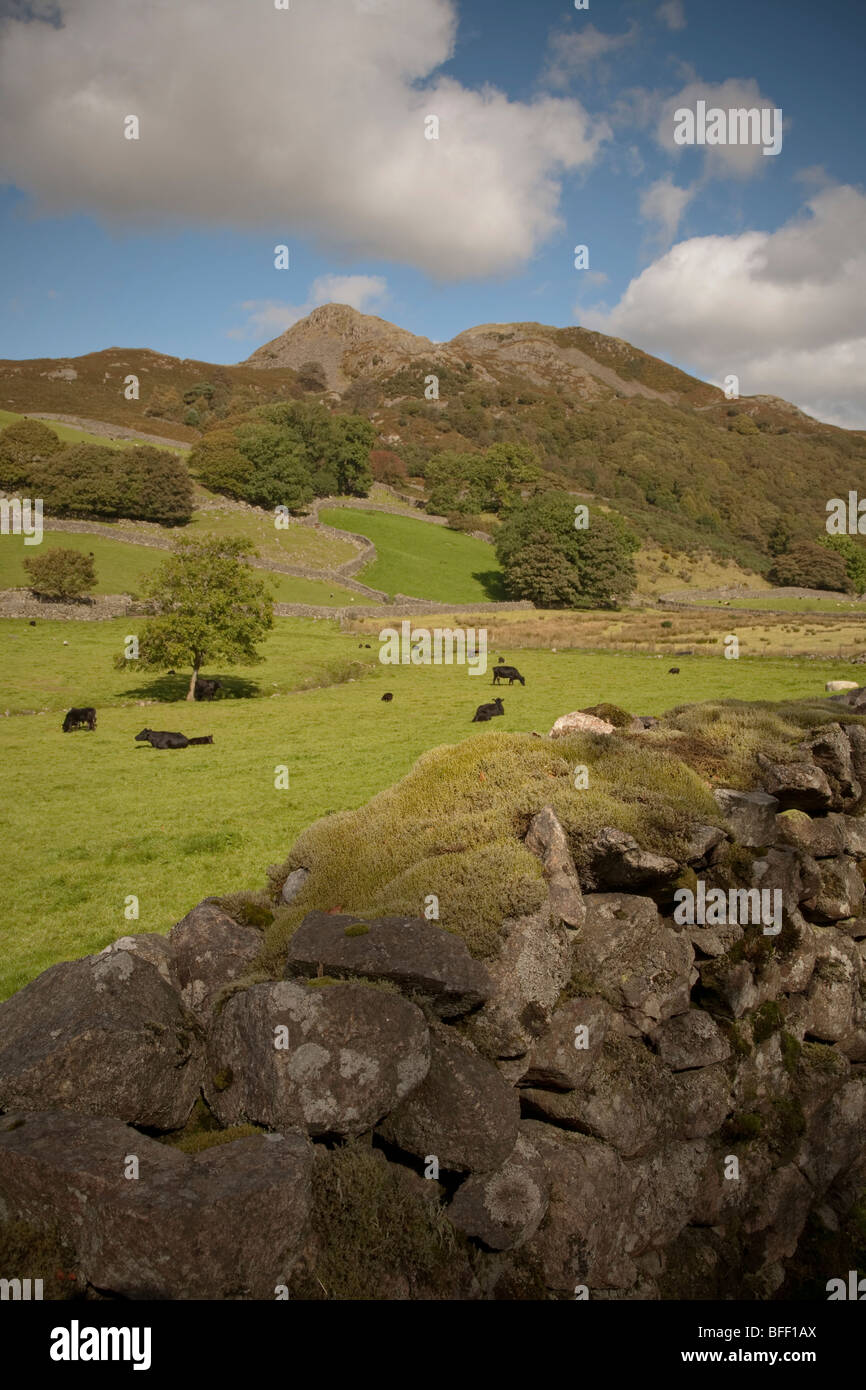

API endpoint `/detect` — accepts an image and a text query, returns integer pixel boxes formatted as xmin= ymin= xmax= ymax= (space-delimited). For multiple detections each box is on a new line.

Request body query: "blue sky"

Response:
xmin=0 ymin=0 xmax=864 ymax=425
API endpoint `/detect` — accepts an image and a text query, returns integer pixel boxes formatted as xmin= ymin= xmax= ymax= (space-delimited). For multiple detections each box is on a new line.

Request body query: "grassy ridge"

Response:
xmin=0 ymin=615 xmax=858 ymax=998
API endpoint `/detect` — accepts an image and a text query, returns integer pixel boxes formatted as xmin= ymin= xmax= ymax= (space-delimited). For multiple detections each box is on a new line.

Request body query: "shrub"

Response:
xmin=23 ymin=547 xmax=97 ymax=599
xmin=767 ymin=540 xmax=850 ymax=592
xmin=0 ymin=418 xmax=63 ymax=490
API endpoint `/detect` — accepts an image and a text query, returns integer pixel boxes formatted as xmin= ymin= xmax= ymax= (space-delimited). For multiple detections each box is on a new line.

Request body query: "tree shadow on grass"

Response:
xmin=472 ymin=570 xmax=509 ymax=602
xmin=119 ymin=674 xmax=262 ymax=703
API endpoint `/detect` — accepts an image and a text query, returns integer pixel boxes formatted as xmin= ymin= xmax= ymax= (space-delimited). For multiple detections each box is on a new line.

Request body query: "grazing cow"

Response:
xmin=194 ymin=676 xmax=221 ymax=702
xmin=492 ymin=664 xmax=525 ymax=686
xmin=62 ymin=707 xmax=96 ymax=732
xmin=135 ymin=728 xmax=213 ymax=749
xmin=668 ymin=667 xmax=680 ymax=675
xmin=29 ymin=620 xmax=36 ymax=627
xmin=381 ymin=692 xmax=394 ymax=702
xmin=472 ymin=697 xmax=504 ymax=723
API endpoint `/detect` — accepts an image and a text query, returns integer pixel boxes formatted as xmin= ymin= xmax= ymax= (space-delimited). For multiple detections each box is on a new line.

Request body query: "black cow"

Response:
xmin=63 ymin=707 xmax=96 ymax=732
xmin=492 ymin=665 xmax=525 ymax=686
xmin=472 ymin=697 xmax=504 ymax=723
xmin=135 ymin=729 xmax=213 ymax=749
xmin=668 ymin=667 xmax=680 ymax=675
xmin=194 ymin=677 xmax=221 ymax=702
xmin=381 ymin=692 xmax=394 ymax=702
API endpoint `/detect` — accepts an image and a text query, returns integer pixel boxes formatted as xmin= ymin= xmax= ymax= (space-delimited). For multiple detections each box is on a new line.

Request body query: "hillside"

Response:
xmin=5 ymin=304 xmax=866 ymax=574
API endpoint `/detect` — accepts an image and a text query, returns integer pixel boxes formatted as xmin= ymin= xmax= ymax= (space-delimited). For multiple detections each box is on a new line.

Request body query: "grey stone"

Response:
xmin=284 ymin=911 xmax=491 ymax=1019
xmin=170 ymin=898 xmax=264 ymax=1018
xmin=525 ymin=805 xmax=585 ymax=930
xmin=570 ymin=893 xmax=694 ymax=1033
xmin=713 ymin=789 xmax=779 ymax=847
xmin=205 ymin=980 xmax=430 ymax=1138
xmin=448 ymin=1131 xmax=549 ymax=1251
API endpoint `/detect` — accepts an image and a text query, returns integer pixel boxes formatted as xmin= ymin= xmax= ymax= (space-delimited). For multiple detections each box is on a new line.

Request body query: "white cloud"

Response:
xmin=0 ymin=0 xmax=606 ymax=278
xmin=228 ymin=274 xmax=389 ymax=340
xmin=580 ymin=185 xmax=866 ymax=428
xmin=639 ymin=175 xmax=693 ymax=246
xmin=658 ymin=79 xmax=785 ymax=178
xmin=656 ymin=1 xmax=686 ymax=31
xmin=544 ymin=22 xmax=639 ymax=88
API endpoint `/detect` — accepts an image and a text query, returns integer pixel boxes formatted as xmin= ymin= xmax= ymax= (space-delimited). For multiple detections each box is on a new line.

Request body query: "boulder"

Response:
xmin=811 ymin=857 xmax=865 ymax=922
xmin=95 ymin=933 xmax=178 ymax=988
xmin=0 ymin=951 xmax=204 ymax=1130
xmin=649 ymin=1009 xmax=731 ymax=1070
xmin=826 ymin=681 xmax=859 ymax=693
xmin=448 ymin=1131 xmax=549 ymax=1251
xmin=698 ymin=954 xmax=781 ymax=1019
xmin=683 ymin=824 xmax=726 ymax=865
xmin=549 ymin=711 xmax=615 ymax=738
xmin=378 ymin=1027 xmax=519 ymax=1174
xmin=283 ymin=911 xmax=491 ymax=1019
xmin=800 ymin=724 xmax=861 ymax=809
xmin=281 ymin=866 xmax=310 ymax=907
xmin=0 ymin=1110 xmax=312 ymax=1299
xmin=205 ymin=980 xmax=430 ymax=1138
xmin=569 ymin=893 xmax=694 ymax=1034
xmin=170 ymin=898 xmax=265 ymax=1018
xmin=756 ymin=756 xmax=834 ymax=812
xmin=627 ymin=1141 xmax=713 ymax=1257
xmin=589 ymin=828 xmax=679 ymax=891
xmin=518 ymin=997 xmax=611 ymax=1090
xmin=519 ymin=1123 xmax=639 ymax=1292
xmin=751 ymin=846 xmax=820 ymax=915
xmin=773 ymin=809 xmax=845 ymax=860
xmin=713 ymin=789 xmax=779 ymax=847
xmin=800 ymin=934 xmax=861 ymax=1042
xmin=842 ymin=724 xmax=866 ymax=804
xmin=839 ymin=815 xmax=866 ymax=858
xmin=525 ymin=806 xmax=585 ymax=930
xmin=464 ymin=903 xmax=574 ymax=1060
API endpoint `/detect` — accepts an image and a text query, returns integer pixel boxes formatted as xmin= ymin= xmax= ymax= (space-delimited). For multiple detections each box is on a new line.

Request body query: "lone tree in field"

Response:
xmin=130 ymin=536 xmax=274 ymax=700
xmin=23 ymin=547 xmax=97 ymax=600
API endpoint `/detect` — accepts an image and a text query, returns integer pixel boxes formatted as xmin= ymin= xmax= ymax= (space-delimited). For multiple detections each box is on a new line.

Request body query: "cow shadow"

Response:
xmin=119 ymin=674 xmax=262 ymax=704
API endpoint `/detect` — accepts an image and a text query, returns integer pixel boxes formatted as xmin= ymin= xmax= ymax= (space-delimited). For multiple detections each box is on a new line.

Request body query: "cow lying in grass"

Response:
xmin=63 ymin=707 xmax=96 ymax=732
xmin=194 ymin=677 xmax=221 ymax=701
xmin=472 ymin=697 xmax=504 ymax=723
xmin=492 ymin=665 xmax=525 ymax=686
xmin=135 ymin=729 xmax=214 ymax=749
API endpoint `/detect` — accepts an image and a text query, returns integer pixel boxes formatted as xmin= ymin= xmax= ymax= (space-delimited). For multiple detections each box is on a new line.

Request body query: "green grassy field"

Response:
xmin=319 ymin=507 xmax=505 ymax=602
xmin=0 ymin=531 xmax=367 ymax=607
xmin=692 ymin=595 xmax=866 ymax=613
xmin=0 ymin=614 xmax=857 ymax=999
xmin=0 ymin=408 xmax=187 ymax=453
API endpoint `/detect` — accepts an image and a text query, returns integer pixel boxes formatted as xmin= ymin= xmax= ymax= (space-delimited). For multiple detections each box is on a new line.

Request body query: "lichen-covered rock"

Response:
xmin=519 ymin=1122 xmax=639 ymax=1293
xmin=649 ymin=1009 xmax=731 ymax=1070
xmin=518 ymin=997 xmax=611 ymax=1090
xmin=378 ymin=1027 xmax=519 ymax=1174
xmin=0 ymin=951 xmax=204 ymax=1130
xmin=549 ymin=710 xmax=614 ymax=738
xmin=284 ymin=911 xmax=491 ymax=1019
xmin=570 ymin=893 xmax=694 ymax=1033
xmin=95 ymin=932 xmax=178 ymax=988
xmin=800 ymin=724 xmax=861 ymax=810
xmin=205 ymin=980 xmax=430 ymax=1138
xmin=281 ymin=866 xmax=310 ymax=906
xmin=810 ymin=857 xmax=865 ymax=923
xmin=773 ymin=809 xmax=845 ymax=859
xmin=170 ymin=898 xmax=265 ymax=1018
xmin=525 ymin=805 xmax=585 ymax=930
xmin=589 ymin=828 xmax=680 ymax=891
xmin=448 ymin=1131 xmax=549 ymax=1250
xmin=0 ymin=1110 xmax=312 ymax=1299
xmin=713 ymin=789 xmax=778 ymax=847
xmin=799 ymin=933 xmax=861 ymax=1042
xmin=757 ymin=756 xmax=834 ymax=812
xmin=464 ymin=903 xmax=574 ymax=1060
xmin=683 ymin=824 xmax=726 ymax=865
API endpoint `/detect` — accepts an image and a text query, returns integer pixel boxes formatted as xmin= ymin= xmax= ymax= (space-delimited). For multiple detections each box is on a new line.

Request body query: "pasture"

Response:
xmin=0 ymin=613 xmax=858 ymax=999
xmin=318 ymin=507 xmax=505 ymax=601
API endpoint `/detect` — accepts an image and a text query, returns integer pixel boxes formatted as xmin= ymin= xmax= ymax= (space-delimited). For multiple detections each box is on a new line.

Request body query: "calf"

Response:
xmin=381 ymin=692 xmax=394 ymax=702
xmin=194 ymin=676 xmax=222 ymax=701
xmin=135 ymin=728 xmax=213 ymax=749
xmin=472 ymin=697 xmax=504 ymax=723
xmin=492 ymin=664 xmax=525 ymax=686
xmin=63 ymin=707 xmax=96 ymax=732
xmin=668 ymin=667 xmax=680 ymax=675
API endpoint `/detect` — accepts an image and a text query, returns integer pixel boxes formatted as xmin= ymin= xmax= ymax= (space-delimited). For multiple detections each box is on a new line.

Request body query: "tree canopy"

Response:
xmin=495 ymin=491 xmax=639 ymax=608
